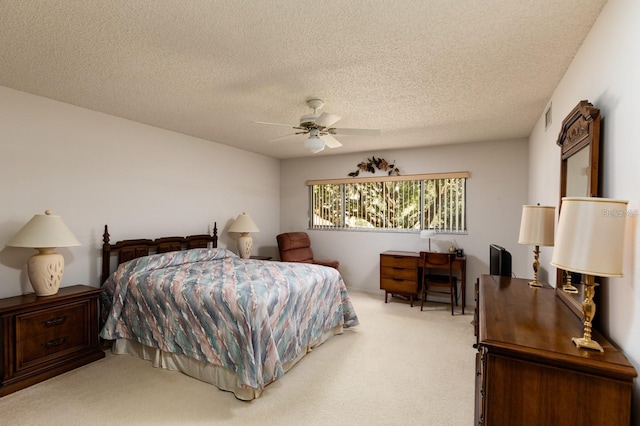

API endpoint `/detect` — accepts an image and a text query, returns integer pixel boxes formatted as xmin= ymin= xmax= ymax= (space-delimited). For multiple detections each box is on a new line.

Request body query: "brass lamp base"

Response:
xmin=528 ymin=280 xmax=543 ymax=288
xmin=573 ymin=274 xmax=604 ymax=352
xmin=572 ymin=336 xmax=603 ymax=352
xmin=562 ymin=271 xmax=578 ymax=293
xmin=528 ymin=246 xmax=542 ymax=289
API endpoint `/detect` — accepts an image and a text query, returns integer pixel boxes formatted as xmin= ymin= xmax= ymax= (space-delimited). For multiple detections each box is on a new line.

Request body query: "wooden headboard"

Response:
xmin=101 ymin=223 xmax=218 ymax=283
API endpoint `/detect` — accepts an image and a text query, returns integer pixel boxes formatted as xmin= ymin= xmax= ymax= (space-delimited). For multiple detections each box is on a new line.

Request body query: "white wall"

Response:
xmin=0 ymin=87 xmax=281 ymax=299
xmin=528 ymin=0 xmax=640 ymax=420
xmin=280 ymin=139 xmax=530 ymax=307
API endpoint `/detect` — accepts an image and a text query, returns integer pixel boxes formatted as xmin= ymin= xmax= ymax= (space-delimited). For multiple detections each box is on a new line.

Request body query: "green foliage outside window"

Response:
xmin=310 ymin=176 xmax=466 ymax=232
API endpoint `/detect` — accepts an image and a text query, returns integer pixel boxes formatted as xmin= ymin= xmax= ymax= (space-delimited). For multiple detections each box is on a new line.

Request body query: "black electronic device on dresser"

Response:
xmin=489 ymin=244 xmax=511 ymax=277
xmin=0 ymin=285 xmax=105 ymax=397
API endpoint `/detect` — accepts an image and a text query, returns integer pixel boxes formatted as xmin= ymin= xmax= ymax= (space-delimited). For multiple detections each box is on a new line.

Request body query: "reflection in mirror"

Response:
xmin=565 ymin=146 xmax=589 ymax=197
xmin=555 ymin=100 xmax=601 ymax=319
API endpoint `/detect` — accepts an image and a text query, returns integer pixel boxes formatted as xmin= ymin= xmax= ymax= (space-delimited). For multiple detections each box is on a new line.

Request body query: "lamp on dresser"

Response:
xmin=228 ymin=212 xmax=260 ymax=258
xmin=6 ymin=209 xmax=81 ymax=296
xmin=517 ymin=204 xmax=555 ymax=288
xmin=551 ymin=197 xmax=628 ymax=352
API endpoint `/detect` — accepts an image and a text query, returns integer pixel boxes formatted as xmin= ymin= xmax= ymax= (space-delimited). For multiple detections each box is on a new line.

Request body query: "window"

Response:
xmin=308 ymin=172 xmax=468 ymax=233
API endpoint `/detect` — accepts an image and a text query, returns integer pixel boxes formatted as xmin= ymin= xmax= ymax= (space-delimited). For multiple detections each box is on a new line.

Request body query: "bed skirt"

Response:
xmin=111 ymin=324 xmax=344 ymax=400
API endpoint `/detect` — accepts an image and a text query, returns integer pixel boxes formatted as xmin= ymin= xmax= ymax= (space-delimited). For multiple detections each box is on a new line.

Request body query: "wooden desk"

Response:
xmin=475 ymin=274 xmax=636 ymax=425
xmin=379 ymin=250 xmax=466 ymax=312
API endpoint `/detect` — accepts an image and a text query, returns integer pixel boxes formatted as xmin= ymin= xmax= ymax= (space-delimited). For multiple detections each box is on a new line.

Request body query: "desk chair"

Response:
xmin=419 ymin=251 xmax=458 ymax=314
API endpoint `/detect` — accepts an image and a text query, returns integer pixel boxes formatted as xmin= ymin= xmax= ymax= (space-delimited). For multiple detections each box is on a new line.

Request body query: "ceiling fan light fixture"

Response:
xmin=305 ymin=135 xmax=325 ymax=153
xmin=254 ymin=98 xmax=379 ymax=153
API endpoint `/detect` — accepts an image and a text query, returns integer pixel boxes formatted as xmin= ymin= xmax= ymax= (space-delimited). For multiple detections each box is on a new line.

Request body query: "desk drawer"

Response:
xmin=380 ymin=266 xmax=416 ymax=280
xmin=380 ymin=255 xmax=417 ymax=269
xmin=380 ymin=277 xmax=417 ymax=293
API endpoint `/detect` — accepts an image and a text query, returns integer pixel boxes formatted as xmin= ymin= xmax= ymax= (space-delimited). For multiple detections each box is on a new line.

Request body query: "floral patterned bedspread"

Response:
xmin=100 ymin=248 xmax=359 ymax=393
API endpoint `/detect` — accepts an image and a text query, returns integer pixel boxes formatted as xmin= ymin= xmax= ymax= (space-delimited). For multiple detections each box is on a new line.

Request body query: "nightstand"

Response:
xmin=0 ymin=285 xmax=105 ymax=397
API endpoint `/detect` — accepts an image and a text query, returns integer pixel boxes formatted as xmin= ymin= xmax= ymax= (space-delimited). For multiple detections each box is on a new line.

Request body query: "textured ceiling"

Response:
xmin=0 ymin=1 xmax=607 ymax=159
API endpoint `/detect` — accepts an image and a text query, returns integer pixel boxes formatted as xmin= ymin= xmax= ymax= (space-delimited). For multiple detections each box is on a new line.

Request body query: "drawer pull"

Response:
xmin=42 ymin=336 xmax=68 ymax=349
xmin=41 ymin=316 xmax=68 ymax=328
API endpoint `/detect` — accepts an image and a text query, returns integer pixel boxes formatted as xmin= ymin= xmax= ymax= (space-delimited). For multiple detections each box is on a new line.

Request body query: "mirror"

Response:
xmin=556 ymin=100 xmax=601 ymax=318
xmin=565 ymin=146 xmax=590 ymax=196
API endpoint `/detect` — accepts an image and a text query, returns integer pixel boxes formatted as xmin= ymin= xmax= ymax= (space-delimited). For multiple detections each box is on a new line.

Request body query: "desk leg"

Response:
xmin=461 ymin=269 xmax=466 ymax=315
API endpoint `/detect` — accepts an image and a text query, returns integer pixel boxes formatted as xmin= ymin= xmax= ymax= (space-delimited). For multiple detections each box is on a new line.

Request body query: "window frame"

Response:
xmin=307 ymin=171 xmax=469 ymax=234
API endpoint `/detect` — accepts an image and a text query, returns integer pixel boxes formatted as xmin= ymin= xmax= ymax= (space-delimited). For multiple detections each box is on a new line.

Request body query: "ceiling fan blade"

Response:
xmin=268 ymin=132 xmax=306 ymax=142
xmin=314 ymin=112 xmax=341 ymax=128
xmin=331 ymin=127 xmax=381 ymax=137
xmin=322 ymin=134 xmax=342 ymax=149
xmin=253 ymin=120 xmax=297 ymax=128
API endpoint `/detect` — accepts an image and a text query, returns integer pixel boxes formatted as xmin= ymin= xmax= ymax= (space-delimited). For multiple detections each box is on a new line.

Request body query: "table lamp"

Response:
xmin=420 ymin=230 xmax=437 ymax=251
xmin=7 ymin=210 xmax=81 ymax=296
xmin=228 ymin=212 xmax=260 ymax=258
xmin=550 ymin=197 xmax=628 ymax=352
xmin=517 ymin=205 xmax=555 ymax=288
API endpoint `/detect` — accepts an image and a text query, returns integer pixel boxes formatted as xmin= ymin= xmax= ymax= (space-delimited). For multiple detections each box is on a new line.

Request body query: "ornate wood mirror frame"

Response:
xmin=555 ymin=100 xmax=602 ymax=317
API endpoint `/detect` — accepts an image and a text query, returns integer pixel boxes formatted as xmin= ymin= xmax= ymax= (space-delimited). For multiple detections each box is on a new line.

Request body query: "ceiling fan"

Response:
xmin=253 ymin=99 xmax=381 ymax=153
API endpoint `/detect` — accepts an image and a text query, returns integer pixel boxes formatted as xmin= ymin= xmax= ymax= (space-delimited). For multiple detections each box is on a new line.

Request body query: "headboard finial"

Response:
xmin=103 ymin=225 xmax=110 ymax=245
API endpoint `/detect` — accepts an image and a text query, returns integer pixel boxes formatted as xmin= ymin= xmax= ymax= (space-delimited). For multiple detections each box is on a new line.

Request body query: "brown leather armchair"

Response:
xmin=276 ymin=232 xmax=339 ymax=269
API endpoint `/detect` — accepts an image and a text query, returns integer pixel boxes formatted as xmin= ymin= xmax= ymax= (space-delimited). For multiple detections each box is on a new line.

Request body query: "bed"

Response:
xmin=99 ymin=224 xmax=359 ymax=400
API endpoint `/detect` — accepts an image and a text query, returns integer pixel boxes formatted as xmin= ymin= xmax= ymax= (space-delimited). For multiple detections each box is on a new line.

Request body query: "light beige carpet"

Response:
xmin=0 ymin=291 xmax=476 ymax=426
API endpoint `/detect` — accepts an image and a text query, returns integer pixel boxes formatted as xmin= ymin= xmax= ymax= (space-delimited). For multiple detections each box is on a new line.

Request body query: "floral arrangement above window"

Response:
xmin=348 ymin=156 xmax=400 ymax=177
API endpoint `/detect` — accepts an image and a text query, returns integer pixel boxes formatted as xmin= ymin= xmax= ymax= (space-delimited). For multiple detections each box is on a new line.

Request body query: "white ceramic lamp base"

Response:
xmin=27 ymin=248 xmax=64 ymax=296
xmin=237 ymin=233 xmax=253 ymax=259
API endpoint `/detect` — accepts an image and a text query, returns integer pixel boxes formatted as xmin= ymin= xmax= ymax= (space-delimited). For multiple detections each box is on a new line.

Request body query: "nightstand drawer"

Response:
xmin=15 ymin=301 xmax=91 ymax=370
xmin=17 ymin=302 xmax=88 ymax=341
xmin=17 ymin=324 xmax=88 ymax=369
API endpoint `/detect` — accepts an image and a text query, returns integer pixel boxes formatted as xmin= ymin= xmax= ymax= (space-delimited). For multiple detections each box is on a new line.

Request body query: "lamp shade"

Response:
xmin=420 ymin=230 xmax=436 ymax=239
xmin=551 ymin=197 xmax=628 ymax=277
xmin=7 ymin=210 xmax=81 ymax=248
xmin=304 ymin=135 xmax=325 ymax=154
xmin=7 ymin=210 xmax=80 ymax=296
xmin=518 ymin=205 xmax=555 ymax=246
xmin=228 ymin=213 xmax=260 ymax=234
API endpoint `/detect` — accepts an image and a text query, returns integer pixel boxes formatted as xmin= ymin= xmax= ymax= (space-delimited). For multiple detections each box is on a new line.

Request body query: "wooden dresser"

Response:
xmin=380 ymin=251 xmax=419 ymax=306
xmin=0 ymin=285 xmax=105 ymax=396
xmin=475 ymin=275 xmax=636 ymax=425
